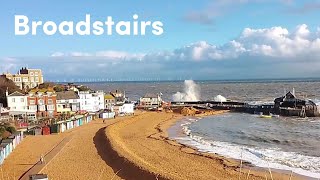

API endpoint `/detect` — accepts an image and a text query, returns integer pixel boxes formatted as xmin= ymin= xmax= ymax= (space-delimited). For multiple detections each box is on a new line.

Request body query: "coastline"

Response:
xmin=168 ymin=111 xmax=312 ymax=180
xmin=104 ymin=110 xmax=302 ymax=180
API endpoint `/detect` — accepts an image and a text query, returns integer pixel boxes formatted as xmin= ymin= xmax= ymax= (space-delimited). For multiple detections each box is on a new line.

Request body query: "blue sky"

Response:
xmin=1 ymin=0 xmax=320 ymax=81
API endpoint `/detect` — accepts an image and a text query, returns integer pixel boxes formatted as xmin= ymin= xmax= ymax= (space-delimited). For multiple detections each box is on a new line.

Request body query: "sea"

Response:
xmin=85 ymin=79 xmax=320 ymax=179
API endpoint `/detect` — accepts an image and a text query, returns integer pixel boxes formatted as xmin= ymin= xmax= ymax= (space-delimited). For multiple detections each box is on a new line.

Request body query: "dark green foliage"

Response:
xmin=0 ymin=76 xmax=21 ymax=107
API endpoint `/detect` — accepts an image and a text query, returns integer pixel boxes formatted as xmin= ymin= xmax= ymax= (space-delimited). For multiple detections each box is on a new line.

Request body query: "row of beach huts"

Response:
xmin=0 ymin=114 xmax=97 ymax=165
xmin=0 ymin=131 xmax=24 ymax=165
xmin=26 ymin=114 xmax=97 ymax=135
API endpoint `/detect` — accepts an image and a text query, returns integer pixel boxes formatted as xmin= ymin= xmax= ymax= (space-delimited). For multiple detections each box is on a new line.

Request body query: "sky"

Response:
xmin=1 ymin=0 xmax=320 ymax=81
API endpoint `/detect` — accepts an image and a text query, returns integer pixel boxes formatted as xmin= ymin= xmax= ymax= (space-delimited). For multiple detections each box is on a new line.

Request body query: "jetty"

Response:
xmin=170 ymin=91 xmax=320 ymax=117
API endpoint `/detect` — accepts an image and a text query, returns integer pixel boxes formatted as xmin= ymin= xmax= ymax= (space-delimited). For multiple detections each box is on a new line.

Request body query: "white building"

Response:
xmin=56 ymin=91 xmax=81 ymax=113
xmin=79 ymin=91 xmax=104 ymax=112
xmin=119 ymin=103 xmax=134 ymax=115
xmin=6 ymin=91 xmax=28 ymax=111
xmin=139 ymin=93 xmax=162 ymax=108
xmin=6 ymin=91 xmax=36 ymax=120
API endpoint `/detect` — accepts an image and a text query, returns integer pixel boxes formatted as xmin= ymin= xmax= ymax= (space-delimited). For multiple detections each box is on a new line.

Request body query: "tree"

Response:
xmin=78 ymin=85 xmax=92 ymax=91
xmin=0 ymin=76 xmax=21 ymax=107
xmin=53 ymin=85 xmax=65 ymax=92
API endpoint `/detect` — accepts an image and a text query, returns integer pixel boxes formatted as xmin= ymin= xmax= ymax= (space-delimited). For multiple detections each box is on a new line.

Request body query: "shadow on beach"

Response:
xmin=93 ymin=126 xmax=167 ymax=180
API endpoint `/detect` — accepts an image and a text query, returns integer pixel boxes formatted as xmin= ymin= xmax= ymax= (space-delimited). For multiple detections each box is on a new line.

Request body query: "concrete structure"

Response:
xmin=79 ymin=91 xmax=104 ymax=112
xmin=2 ymin=67 xmax=44 ymax=90
xmin=56 ymin=91 xmax=80 ymax=113
xmin=139 ymin=93 xmax=162 ymax=109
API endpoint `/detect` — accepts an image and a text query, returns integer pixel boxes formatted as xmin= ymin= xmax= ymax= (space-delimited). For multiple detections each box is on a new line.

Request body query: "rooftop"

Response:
xmin=143 ymin=93 xmax=159 ymax=98
xmin=56 ymin=91 xmax=79 ymax=100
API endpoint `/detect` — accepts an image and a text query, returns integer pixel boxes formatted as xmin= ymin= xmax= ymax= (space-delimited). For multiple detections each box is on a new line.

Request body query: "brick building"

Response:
xmin=27 ymin=88 xmax=57 ymax=118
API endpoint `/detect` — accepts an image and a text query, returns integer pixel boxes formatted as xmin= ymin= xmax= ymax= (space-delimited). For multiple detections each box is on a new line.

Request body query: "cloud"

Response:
xmin=3 ymin=24 xmax=320 ymax=81
xmin=49 ymin=24 xmax=320 ymax=61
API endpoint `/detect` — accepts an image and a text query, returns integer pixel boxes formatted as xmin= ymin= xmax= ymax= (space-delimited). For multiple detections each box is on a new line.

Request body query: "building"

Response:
xmin=2 ymin=67 xmax=44 ymax=90
xmin=110 ymin=90 xmax=126 ymax=104
xmin=27 ymin=88 xmax=57 ymax=118
xmin=79 ymin=91 xmax=104 ymax=112
xmin=104 ymin=94 xmax=115 ymax=110
xmin=56 ymin=91 xmax=80 ymax=114
xmin=118 ymin=103 xmax=134 ymax=116
xmin=139 ymin=93 xmax=162 ymax=109
xmin=274 ymin=91 xmax=320 ymax=117
xmin=6 ymin=91 xmax=36 ymax=121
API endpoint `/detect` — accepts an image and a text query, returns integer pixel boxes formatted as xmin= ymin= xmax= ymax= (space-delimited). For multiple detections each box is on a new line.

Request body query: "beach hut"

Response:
xmin=79 ymin=118 xmax=83 ymax=126
xmin=0 ymin=147 xmax=4 ymax=165
xmin=42 ymin=126 xmax=51 ymax=135
xmin=1 ymin=143 xmax=11 ymax=158
xmin=15 ymin=132 xmax=22 ymax=145
xmin=73 ymin=119 xmax=78 ymax=128
xmin=8 ymin=135 xmax=16 ymax=149
xmin=2 ymin=139 xmax=13 ymax=153
xmin=50 ymin=124 xmax=59 ymax=134
xmin=60 ymin=122 xmax=66 ymax=133
xmin=34 ymin=127 xmax=42 ymax=136
xmin=0 ymin=144 xmax=6 ymax=160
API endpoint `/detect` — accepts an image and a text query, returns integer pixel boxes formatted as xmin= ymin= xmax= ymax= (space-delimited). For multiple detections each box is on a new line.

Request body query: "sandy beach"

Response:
xmin=1 ymin=111 xmax=303 ymax=180
xmin=105 ymin=111 xmax=301 ymax=180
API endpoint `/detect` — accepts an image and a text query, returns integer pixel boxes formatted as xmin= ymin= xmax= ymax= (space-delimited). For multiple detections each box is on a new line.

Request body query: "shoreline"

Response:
xmin=105 ymin=110 xmax=302 ymax=179
xmin=167 ymin=111 xmax=313 ymax=180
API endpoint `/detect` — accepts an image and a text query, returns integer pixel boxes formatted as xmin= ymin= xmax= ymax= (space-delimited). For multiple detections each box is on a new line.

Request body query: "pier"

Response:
xmin=171 ymin=101 xmax=275 ymax=115
xmin=170 ymin=91 xmax=320 ymax=117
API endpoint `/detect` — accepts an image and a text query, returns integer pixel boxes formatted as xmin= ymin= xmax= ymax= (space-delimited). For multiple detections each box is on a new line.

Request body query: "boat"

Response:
xmin=259 ymin=115 xmax=272 ymax=118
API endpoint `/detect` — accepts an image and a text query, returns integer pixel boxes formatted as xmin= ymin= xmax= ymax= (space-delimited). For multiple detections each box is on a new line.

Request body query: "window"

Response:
xmin=23 ymin=77 xmax=28 ymax=82
xmin=47 ymin=105 xmax=55 ymax=111
xmin=30 ymin=77 xmax=34 ymax=82
xmin=30 ymin=72 xmax=34 ymax=76
xmin=29 ymin=105 xmax=37 ymax=111
xmin=35 ymin=72 xmax=38 ymax=76
xmin=30 ymin=100 xmax=35 ymax=105
xmin=21 ymin=98 xmax=24 ymax=102
xmin=38 ymin=99 xmax=44 ymax=104
xmin=35 ymin=77 xmax=39 ymax=82
xmin=12 ymin=98 xmax=15 ymax=103
xmin=15 ymin=77 xmax=21 ymax=82
xmin=48 ymin=99 xmax=53 ymax=104
xmin=38 ymin=105 xmax=46 ymax=111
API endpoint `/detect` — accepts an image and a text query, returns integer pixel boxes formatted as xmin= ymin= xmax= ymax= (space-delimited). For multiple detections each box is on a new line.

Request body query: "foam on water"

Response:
xmin=176 ymin=119 xmax=320 ymax=179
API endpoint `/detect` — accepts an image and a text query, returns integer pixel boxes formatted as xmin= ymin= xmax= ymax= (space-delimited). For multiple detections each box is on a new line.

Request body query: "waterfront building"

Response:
xmin=139 ymin=93 xmax=162 ymax=109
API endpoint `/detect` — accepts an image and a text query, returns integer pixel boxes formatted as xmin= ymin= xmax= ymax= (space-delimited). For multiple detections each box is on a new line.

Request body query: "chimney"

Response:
xmin=5 ymin=87 xmax=9 ymax=97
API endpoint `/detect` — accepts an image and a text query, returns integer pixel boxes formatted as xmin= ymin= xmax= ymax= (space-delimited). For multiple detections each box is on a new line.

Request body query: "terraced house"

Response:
xmin=27 ymin=88 xmax=57 ymax=118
